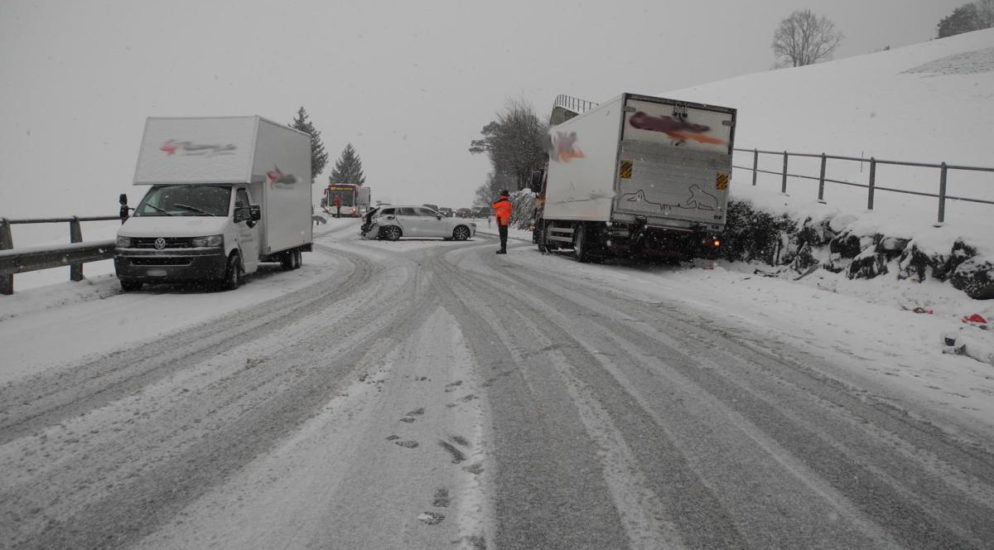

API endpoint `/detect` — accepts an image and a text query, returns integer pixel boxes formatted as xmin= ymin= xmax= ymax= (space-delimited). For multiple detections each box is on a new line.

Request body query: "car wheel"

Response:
xmin=222 ymin=253 xmax=242 ymax=290
xmin=383 ymin=225 xmax=402 ymax=241
xmin=120 ymin=279 xmax=142 ymax=291
xmin=453 ymin=225 xmax=470 ymax=241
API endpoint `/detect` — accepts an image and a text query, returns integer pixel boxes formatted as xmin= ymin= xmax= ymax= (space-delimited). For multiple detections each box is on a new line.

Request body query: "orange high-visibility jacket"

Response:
xmin=492 ymin=197 xmax=512 ymax=226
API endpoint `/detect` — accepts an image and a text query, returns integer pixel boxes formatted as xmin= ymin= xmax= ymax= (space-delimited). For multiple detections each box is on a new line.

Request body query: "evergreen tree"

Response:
xmin=330 ymin=144 xmax=366 ymax=185
xmin=289 ymin=107 xmax=328 ymax=183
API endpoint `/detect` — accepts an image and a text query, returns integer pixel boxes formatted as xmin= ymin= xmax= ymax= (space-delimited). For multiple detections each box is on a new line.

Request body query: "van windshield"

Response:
xmin=134 ymin=185 xmax=232 ymax=217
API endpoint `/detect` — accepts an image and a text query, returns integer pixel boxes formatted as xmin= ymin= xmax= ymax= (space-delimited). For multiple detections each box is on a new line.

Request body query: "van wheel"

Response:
xmin=452 ymin=226 xmax=471 ymax=241
xmin=120 ymin=279 xmax=142 ymax=292
xmin=223 ymin=253 xmax=242 ymax=290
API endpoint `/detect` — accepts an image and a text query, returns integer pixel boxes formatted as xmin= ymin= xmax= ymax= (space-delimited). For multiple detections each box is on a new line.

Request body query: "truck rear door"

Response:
xmin=613 ymin=96 xmax=735 ymax=229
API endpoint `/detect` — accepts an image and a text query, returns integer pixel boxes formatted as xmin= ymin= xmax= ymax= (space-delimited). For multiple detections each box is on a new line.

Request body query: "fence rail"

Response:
xmin=550 ymin=94 xmax=599 ymax=125
xmin=733 ymin=148 xmax=994 ymax=224
xmin=0 ymin=215 xmax=120 ymax=295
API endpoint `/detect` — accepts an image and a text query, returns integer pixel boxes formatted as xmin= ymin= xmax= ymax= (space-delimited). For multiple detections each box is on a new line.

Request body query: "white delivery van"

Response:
xmin=115 ymin=116 xmax=313 ymax=291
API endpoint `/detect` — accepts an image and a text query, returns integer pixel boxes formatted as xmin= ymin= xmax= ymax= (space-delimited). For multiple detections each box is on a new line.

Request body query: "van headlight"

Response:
xmin=116 ymin=236 xmax=132 ymax=248
xmin=191 ymin=234 xmax=224 ymax=248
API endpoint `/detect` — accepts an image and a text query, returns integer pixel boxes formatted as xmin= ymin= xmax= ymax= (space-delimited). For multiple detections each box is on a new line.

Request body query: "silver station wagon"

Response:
xmin=362 ymin=205 xmax=476 ymax=241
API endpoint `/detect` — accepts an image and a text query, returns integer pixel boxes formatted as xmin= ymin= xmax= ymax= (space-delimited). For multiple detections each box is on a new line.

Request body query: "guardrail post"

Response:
xmin=752 ymin=149 xmax=758 ymax=186
xmin=0 ymin=218 xmax=12 ymax=295
xmin=867 ymin=157 xmax=876 ymax=211
xmin=70 ymin=216 xmax=83 ymax=281
xmin=937 ymin=162 xmax=948 ymax=225
xmin=781 ymin=151 xmax=788 ymax=194
xmin=818 ymin=153 xmax=827 ymax=203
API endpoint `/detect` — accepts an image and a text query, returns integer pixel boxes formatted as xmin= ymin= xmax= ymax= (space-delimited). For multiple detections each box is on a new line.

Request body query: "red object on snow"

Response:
xmin=961 ymin=313 xmax=989 ymax=326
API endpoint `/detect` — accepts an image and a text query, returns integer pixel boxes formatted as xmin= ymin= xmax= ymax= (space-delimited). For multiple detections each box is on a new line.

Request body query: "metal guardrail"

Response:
xmin=0 ymin=216 xmax=120 ymax=295
xmin=733 ymin=148 xmax=994 ymax=224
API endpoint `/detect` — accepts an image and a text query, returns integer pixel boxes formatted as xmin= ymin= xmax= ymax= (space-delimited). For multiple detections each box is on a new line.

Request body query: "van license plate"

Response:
xmin=147 ymin=269 xmax=167 ymax=277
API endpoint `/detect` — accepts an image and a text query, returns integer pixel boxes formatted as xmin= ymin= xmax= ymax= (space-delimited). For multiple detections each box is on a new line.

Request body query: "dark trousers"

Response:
xmin=498 ymin=224 xmax=508 ymax=251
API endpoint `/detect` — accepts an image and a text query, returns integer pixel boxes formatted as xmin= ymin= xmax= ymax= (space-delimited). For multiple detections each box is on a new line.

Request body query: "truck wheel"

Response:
xmin=383 ymin=226 xmax=402 ymax=241
xmin=293 ymin=249 xmax=302 ymax=269
xmin=223 ymin=253 xmax=242 ymax=290
xmin=574 ymin=223 xmax=591 ymax=263
xmin=120 ymin=280 xmax=142 ymax=292
xmin=280 ymin=251 xmax=294 ymax=270
xmin=452 ymin=225 xmax=471 ymax=241
xmin=537 ymin=222 xmax=548 ymax=252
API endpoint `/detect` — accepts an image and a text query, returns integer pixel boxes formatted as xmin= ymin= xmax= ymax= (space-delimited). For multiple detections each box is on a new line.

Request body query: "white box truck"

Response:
xmin=115 ymin=116 xmax=313 ymax=291
xmin=535 ymin=93 xmax=736 ymax=262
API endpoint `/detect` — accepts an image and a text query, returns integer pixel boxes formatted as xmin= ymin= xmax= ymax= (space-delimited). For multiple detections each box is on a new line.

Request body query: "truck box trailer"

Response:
xmin=535 ymin=93 xmax=736 ymax=262
xmin=115 ymin=116 xmax=313 ymax=291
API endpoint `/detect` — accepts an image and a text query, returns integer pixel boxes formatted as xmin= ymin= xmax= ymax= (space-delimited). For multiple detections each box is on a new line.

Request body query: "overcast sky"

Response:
xmin=0 ymin=0 xmax=965 ymax=217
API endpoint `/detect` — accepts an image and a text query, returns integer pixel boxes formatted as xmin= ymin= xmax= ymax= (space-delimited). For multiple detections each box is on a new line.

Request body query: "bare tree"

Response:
xmin=469 ymin=98 xmax=548 ymax=192
xmin=772 ymin=9 xmax=844 ymax=67
xmin=978 ymin=0 xmax=994 ymax=28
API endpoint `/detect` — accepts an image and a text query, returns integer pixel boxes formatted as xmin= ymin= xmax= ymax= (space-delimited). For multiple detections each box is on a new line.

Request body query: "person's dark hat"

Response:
xmin=500 ymin=189 xmax=509 ymax=196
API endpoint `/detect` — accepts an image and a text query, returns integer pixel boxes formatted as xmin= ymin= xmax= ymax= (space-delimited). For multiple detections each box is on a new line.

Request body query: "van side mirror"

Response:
xmin=239 ymin=204 xmax=261 ymax=228
xmin=119 ymin=193 xmax=130 ymax=223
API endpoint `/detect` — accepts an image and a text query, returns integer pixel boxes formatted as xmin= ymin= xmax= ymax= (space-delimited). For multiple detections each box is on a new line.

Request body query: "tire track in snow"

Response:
xmin=0 ymin=244 xmax=371 ymax=445
xmin=0 ymin=245 xmax=441 ymax=549
xmin=496 ymin=253 xmax=994 ymax=548
xmin=428 ymin=246 xmax=701 ymax=549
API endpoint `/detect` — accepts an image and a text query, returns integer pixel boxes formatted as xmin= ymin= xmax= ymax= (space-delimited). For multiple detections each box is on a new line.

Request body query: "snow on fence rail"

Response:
xmin=0 ymin=216 xmax=120 ymax=295
xmin=733 ymin=148 xmax=994 ymax=225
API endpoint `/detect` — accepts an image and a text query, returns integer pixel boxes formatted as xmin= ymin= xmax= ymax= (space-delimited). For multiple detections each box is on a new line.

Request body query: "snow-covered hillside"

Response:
xmin=666 ymin=28 xmax=994 ymax=254
xmin=668 ymin=29 xmax=994 ymax=168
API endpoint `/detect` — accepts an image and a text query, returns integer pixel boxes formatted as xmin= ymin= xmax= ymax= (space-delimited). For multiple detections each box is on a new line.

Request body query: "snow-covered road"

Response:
xmin=2 ymin=218 xmax=993 ymax=549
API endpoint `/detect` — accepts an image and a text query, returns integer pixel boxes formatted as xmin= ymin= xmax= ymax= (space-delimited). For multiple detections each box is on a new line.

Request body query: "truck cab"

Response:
xmin=115 ymin=184 xmax=261 ymax=291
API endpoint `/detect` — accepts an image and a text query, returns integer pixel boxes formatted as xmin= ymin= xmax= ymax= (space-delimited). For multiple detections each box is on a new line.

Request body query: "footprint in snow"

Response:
xmin=439 ymin=440 xmax=466 ymax=464
xmin=433 ymin=488 xmax=450 ymax=507
xmin=418 ymin=511 xmax=445 ymax=525
xmin=446 ymin=394 xmax=478 ymax=408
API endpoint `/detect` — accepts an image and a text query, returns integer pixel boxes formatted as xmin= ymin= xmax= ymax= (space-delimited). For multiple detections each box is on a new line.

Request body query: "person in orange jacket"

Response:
xmin=492 ymin=190 xmax=513 ymax=254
